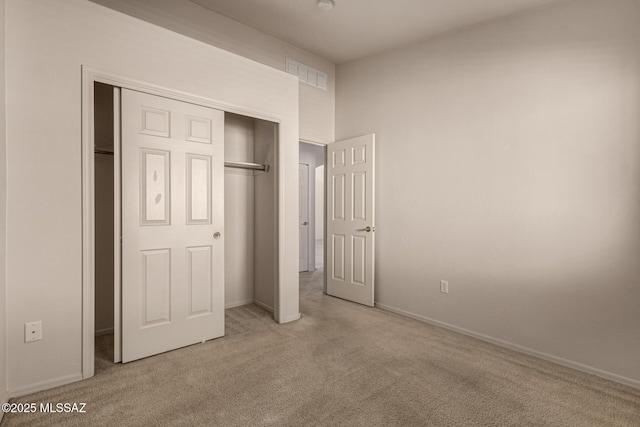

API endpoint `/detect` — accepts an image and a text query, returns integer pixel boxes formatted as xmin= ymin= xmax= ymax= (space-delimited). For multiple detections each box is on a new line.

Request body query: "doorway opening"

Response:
xmin=92 ymin=81 xmax=279 ymax=368
xmin=299 ymin=141 xmax=326 ymax=277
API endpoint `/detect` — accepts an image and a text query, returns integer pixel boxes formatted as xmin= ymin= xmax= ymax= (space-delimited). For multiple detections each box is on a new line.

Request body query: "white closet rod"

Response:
xmin=224 ymin=161 xmax=269 ymax=172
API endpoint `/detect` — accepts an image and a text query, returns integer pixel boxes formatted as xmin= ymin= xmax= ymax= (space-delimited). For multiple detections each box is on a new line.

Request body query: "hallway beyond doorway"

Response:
xmin=315 ymin=239 xmax=323 ymax=270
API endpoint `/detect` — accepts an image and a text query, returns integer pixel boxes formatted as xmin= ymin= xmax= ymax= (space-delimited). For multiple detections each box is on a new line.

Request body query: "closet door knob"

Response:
xmin=213 ymin=232 xmax=221 ymax=239
xmin=303 ymin=221 xmax=309 ymax=225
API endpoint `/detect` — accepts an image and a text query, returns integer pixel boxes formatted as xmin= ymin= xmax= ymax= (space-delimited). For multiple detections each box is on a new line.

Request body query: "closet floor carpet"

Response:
xmin=3 ymin=269 xmax=640 ymax=426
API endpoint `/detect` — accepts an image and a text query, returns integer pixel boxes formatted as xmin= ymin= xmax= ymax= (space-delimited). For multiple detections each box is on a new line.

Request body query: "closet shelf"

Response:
xmin=224 ymin=161 xmax=269 ymax=172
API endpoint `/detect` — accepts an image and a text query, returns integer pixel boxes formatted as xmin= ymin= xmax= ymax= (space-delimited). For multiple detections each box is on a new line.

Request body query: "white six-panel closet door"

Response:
xmin=120 ymin=89 xmax=225 ymax=363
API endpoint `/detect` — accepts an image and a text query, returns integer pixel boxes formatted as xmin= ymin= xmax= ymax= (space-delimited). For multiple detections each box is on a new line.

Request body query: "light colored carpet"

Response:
xmin=3 ymin=269 xmax=640 ymax=426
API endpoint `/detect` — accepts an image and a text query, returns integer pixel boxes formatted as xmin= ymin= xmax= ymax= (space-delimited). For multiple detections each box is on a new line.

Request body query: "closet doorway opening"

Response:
xmin=299 ymin=141 xmax=326 ymax=277
xmin=92 ymin=81 xmax=279 ymax=368
xmin=93 ymin=82 xmax=116 ymax=369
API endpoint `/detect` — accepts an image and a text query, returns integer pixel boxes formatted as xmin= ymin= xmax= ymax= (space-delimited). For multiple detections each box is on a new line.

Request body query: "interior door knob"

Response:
xmin=213 ymin=232 xmax=221 ymax=239
xmin=303 ymin=221 xmax=309 ymax=225
xmin=358 ymin=226 xmax=374 ymax=232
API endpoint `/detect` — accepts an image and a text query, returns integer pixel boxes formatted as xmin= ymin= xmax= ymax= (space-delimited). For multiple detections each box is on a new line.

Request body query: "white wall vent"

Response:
xmin=286 ymin=58 xmax=328 ymax=91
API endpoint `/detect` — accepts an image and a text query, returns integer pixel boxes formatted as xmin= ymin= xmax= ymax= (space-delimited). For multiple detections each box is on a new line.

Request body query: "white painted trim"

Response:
xmin=225 ymin=300 xmax=254 ymax=309
xmin=279 ymin=313 xmax=301 ymax=324
xmin=113 ymin=86 xmax=122 ymax=364
xmin=375 ymin=303 xmax=640 ymax=390
xmin=8 ymin=374 xmax=83 ymax=399
xmin=95 ymin=327 xmax=114 ymax=337
xmin=274 ymin=125 xmax=282 ymax=323
xmin=82 ymin=66 xmax=287 ymax=381
xmin=81 ymin=68 xmax=96 ymax=380
xmin=254 ymin=300 xmax=274 ymax=313
xmin=323 ymin=147 xmax=328 ymax=295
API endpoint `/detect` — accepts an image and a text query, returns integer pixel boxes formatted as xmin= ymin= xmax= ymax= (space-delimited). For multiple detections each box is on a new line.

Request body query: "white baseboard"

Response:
xmin=278 ymin=313 xmax=301 ymax=324
xmin=225 ymin=299 xmax=254 ymax=309
xmin=8 ymin=373 xmax=83 ymax=399
xmin=95 ymin=327 xmax=114 ymax=336
xmin=253 ymin=300 xmax=274 ymax=313
xmin=375 ymin=303 xmax=640 ymax=390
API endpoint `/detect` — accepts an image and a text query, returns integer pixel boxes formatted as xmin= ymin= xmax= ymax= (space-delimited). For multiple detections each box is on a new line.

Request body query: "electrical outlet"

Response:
xmin=25 ymin=321 xmax=42 ymax=343
xmin=440 ymin=280 xmax=449 ymax=294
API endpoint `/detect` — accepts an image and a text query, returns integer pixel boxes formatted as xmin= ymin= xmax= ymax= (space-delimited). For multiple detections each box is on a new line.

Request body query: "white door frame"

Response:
xmin=82 ymin=66 xmax=284 ymax=379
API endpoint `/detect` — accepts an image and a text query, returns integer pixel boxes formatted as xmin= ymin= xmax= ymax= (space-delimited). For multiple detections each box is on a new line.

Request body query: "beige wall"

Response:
xmin=336 ymin=0 xmax=640 ymax=387
xmin=0 ymin=0 xmax=7 ymax=413
xmin=5 ymin=0 xmax=299 ymax=396
xmin=90 ymin=0 xmax=335 ymax=145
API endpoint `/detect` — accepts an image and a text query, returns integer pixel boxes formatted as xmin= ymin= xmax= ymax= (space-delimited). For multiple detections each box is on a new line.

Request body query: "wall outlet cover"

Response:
xmin=440 ymin=280 xmax=449 ymax=294
xmin=25 ymin=321 xmax=43 ymax=343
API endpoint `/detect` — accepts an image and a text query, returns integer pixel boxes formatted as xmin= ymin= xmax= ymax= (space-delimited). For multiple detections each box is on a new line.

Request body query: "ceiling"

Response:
xmin=189 ymin=0 xmax=566 ymax=64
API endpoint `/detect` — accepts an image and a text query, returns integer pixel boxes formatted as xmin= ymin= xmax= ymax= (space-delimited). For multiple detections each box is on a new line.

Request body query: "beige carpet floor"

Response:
xmin=3 ymin=269 xmax=640 ymax=426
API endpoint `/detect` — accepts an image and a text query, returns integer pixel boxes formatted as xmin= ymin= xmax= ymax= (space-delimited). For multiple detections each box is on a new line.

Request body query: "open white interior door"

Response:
xmin=326 ymin=134 xmax=375 ymax=306
xmin=121 ymin=89 xmax=225 ymax=362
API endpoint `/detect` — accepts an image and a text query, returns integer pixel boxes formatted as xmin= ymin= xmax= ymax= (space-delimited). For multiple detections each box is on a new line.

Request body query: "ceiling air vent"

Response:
xmin=286 ymin=58 xmax=328 ymax=92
